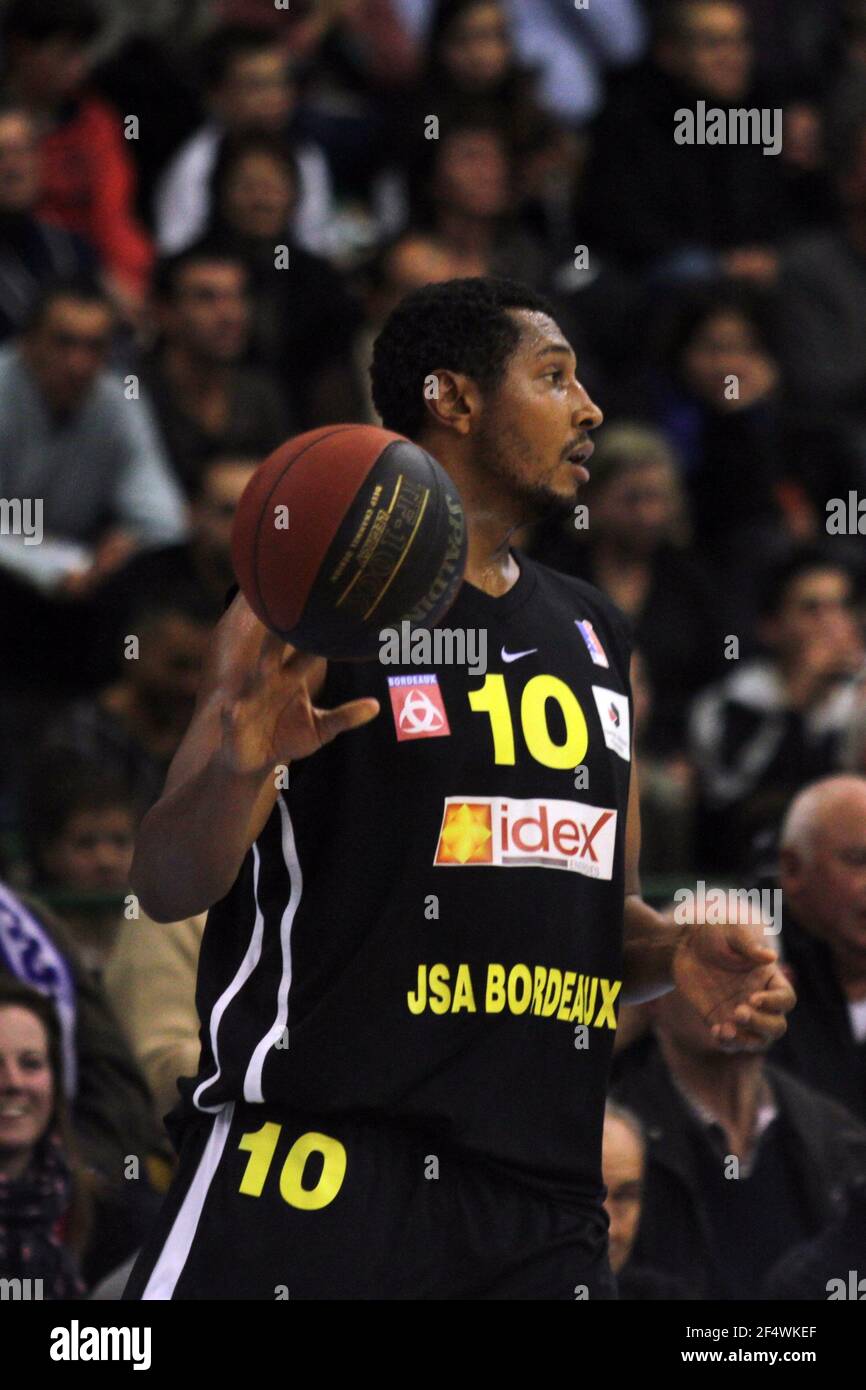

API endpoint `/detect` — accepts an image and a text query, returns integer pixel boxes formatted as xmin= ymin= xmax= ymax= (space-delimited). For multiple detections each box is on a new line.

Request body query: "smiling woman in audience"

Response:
xmin=0 ymin=980 xmax=88 ymax=1298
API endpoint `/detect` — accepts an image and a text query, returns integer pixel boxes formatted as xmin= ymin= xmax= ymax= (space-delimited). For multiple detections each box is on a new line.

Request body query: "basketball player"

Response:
xmin=125 ymin=279 xmax=794 ymax=1300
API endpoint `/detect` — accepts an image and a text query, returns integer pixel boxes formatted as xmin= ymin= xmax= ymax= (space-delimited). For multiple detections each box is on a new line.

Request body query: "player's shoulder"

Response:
xmin=519 ymin=551 xmax=634 ymax=657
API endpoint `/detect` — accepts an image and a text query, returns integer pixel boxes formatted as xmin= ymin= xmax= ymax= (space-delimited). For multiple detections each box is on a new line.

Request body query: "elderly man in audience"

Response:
xmin=774 ymin=774 xmax=866 ymax=1122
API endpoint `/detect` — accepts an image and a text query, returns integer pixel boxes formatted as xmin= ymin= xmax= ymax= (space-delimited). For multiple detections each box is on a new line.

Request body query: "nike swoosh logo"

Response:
xmin=501 ymin=647 xmax=538 ymax=663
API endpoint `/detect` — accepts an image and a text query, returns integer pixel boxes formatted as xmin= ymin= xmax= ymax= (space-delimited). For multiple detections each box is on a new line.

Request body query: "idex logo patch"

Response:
xmin=434 ymin=796 xmax=617 ymax=878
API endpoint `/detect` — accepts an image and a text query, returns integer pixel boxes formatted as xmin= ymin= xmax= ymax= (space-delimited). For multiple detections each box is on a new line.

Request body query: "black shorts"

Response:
xmin=123 ymin=1102 xmax=617 ymax=1300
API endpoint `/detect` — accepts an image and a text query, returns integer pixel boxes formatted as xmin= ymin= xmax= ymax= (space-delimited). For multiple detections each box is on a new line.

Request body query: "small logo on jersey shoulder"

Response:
xmin=591 ymin=685 xmax=630 ymax=761
xmin=575 ymin=619 xmax=609 ymax=668
xmin=434 ymin=795 xmax=617 ymax=878
xmin=388 ymin=673 xmax=451 ymax=740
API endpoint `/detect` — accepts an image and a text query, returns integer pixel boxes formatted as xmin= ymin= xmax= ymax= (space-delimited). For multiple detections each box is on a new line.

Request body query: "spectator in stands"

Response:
xmin=532 ymin=422 xmax=727 ymax=758
xmin=690 ymin=547 xmax=864 ymax=871
xmin=205 ymin=132 xmax=363 ymax=426
xmin=414 ymin=0 xmax=559 ymax=178
xmin=0 ymin=102 xmax=95 ymax=341
xmin=0 ymin=980 xmax=87 ymax=1296
xmin=0 ymin=0 xmax=152 ymax=311
xmin=624 ymin=281 xmax=866 ymax=627
xmin=408 ymin=114 xmax=549 ymax=288
xmin=774 ymin=775 xmax=866 ymax=1121
xmin=356 ymin=231 xmax=483 ymax=422
xmin=602 ymin=1102 xmax=689 ymax=1299
xmin=581 ymin=0 xmax=790 ymax=280
xmin=271 ymin=0 xmax=418 ymax=224
xmin=37 ymin=588 xmax=212 ymax=819
xmin=21 ymin=760 xmax=136 ymax=979
xmin=0 ymin=279 xmax=187 ymax=597
xmin=629 ymin=647 xmax=695 ymax=877
xmin=90 ymin=453 xmax=258 ymax=683
xmin=624 ymin=282 xmax=786 ymax=564
xmin=0 ymin=881 xmax=166 ymax=1187
xmin=614 ymin=945 xmax=866 ymax=1299
xmin=142 ymin=246 xmax=289 ymax=496
xmin=392 ymin=0 xmax=646 ymax=127
xmin=154 ymin=23 xmax=335 ymax=258
xmin=779 ymin=102 xmax=866 ymax=440
xmin=104 ymin=910 xmax=205 ymax=1125
xmin=0 ymin=976 xmax=162 ymax=1293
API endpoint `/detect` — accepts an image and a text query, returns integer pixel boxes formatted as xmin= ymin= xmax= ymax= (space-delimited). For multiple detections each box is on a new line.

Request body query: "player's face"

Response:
xmin=474 ymin=310 xmax=602 ymax=516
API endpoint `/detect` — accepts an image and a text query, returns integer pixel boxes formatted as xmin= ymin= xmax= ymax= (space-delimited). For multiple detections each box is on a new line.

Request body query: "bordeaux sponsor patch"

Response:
xmin=388 ymin=673 xmax=451 ymax=740
xmin=433 ymin=795 xmax=616 ymax=878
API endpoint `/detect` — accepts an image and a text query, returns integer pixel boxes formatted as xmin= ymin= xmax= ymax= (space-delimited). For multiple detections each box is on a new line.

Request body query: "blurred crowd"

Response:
xmin=0 ymin=0 xmax=865 ymax=1300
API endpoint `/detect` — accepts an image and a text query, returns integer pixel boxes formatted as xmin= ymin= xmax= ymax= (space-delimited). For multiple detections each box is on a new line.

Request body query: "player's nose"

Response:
xmin=573 ymin=383 xmax=603 ymax=432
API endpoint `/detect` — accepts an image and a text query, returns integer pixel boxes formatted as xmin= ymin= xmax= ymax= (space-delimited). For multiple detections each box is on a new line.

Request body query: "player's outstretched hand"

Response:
xmin=213 ymin=594 xmax=380 ymax=777
xmin=673 ymin=920 xmax=795 ymax=1052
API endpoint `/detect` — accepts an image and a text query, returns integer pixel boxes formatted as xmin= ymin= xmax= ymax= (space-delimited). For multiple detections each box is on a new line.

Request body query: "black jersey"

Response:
xmin=181 ymin=553 xmax=633 ymax=1206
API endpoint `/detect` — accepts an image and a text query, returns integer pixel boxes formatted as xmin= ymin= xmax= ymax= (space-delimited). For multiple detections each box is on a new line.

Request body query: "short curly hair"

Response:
xmin=370 ymin=277 xmax=554 ymax=439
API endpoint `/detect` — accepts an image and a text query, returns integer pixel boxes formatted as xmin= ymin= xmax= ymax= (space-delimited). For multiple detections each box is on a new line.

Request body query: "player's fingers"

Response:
xmin=314 ymin=698 xmax=380 ymax=745
xmin=724 ymin=923 xmax=778 ymax=964
xmin=747 ymin=985 xmax=795 ymax=1017
xmin=730 ymin=1000 xmax=788 ymax=1043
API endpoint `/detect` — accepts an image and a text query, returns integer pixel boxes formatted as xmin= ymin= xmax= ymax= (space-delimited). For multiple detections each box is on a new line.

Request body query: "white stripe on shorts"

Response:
xmin=193 ymin=840 xmax=267 ymax=1113
xmin=140 ymin=1103 xmax=234 ymax=1300
xmin=243 ymin=796 xmax=302 ymax=1101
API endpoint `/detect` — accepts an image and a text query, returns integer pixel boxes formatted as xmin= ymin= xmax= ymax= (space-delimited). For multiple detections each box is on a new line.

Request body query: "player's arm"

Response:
xmin=620 ymin=748 xmax=682 ymax=1004
xmin=620 ymin=748 xmax=795 ymax=1044
xmin=130 ymin=592 xmax=379 ymax=923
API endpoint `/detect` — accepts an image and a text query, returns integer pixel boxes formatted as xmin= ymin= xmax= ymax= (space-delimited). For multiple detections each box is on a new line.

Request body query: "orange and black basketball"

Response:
xmin=230 ymin=424 xmax=467 ymax=660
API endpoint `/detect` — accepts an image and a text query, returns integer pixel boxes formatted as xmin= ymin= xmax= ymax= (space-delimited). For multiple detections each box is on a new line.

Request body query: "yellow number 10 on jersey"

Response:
xmin=238 ymin=1124 xmax=347 ymax=1210
xmin=469 ymin=673 xmax=588 ymax=768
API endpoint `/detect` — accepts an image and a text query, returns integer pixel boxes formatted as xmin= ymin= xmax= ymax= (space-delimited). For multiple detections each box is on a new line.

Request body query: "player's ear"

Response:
xmin=421 ymin=368 xmax=477 ymax=436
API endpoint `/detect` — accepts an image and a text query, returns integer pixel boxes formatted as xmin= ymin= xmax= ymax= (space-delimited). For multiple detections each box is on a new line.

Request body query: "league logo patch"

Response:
xmin=388 ymin=673 xmax=451 ymax=740
xmin=575 ymin=619 xmax=609 ymax=668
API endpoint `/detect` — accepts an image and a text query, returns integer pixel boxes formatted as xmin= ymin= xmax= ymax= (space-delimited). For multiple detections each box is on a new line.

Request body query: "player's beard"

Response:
xmin=474 ymin=416 xmax=580 ymax=531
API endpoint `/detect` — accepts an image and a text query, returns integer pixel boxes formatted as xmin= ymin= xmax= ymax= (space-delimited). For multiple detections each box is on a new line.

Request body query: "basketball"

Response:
xmin=230 ymin=424 xmax=468 ymax=660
